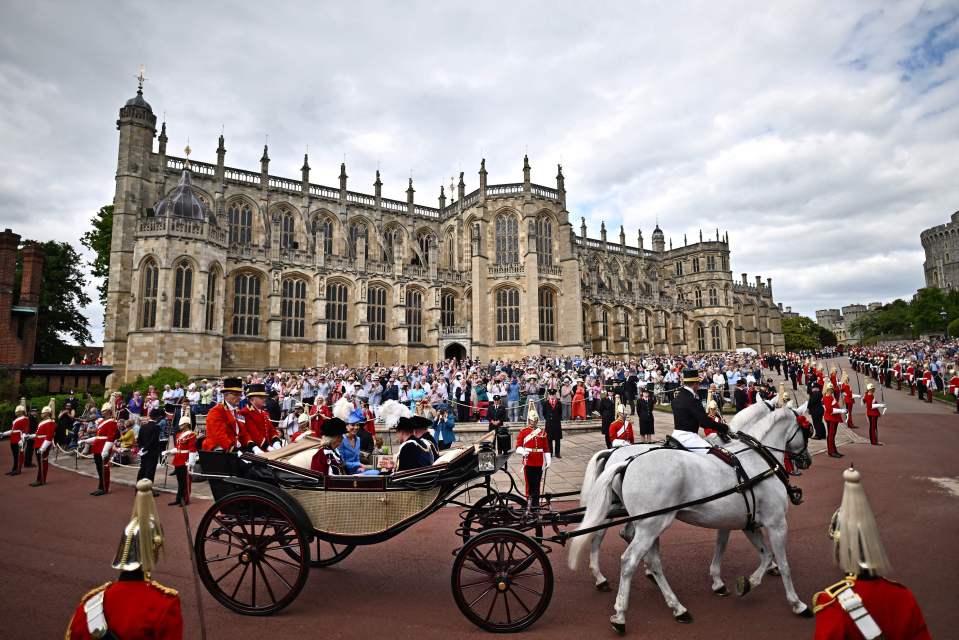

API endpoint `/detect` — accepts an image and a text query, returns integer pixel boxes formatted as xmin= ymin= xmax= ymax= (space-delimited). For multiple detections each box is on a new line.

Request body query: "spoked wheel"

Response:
xmin=451 ymin=528 xmax=553 ymax=632
xmin=461 ymin=492 xmax=528 ymax=542
xmin=310 ymin=539 xmax=356 ymax=567
xmin=195 ymin=492 xmax=310 ymax=615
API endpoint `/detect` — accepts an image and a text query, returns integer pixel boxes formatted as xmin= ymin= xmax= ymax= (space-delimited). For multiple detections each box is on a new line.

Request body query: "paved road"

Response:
xmin=2 ymin=363 xmax=957 ymax=639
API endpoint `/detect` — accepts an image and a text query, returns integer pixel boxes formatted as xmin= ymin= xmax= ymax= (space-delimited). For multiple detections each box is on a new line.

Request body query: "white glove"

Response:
xmin=0 ymin=430 xmax=10 ymax=439
xmin=268 ymin=442 xmax=281 ymax=452
xmin=514 ymin=446 xmax=529 ymax=456
xmin=852 ymin=394 xmax=861 ymax=399
xmin=544 ymin=453 xmax=552 ymax=468
xmin=611 ymin=439 xmax=627 ymax=447
xmin=833 ymin=409 xmax=845 ymax=415
xmin=102 ymin=442 xmax=113 ymax=458
xmin=188 ymin=451 xmax=198 ymax=467
xmin=873 ymin=403 xmax=886 ymax=409
xmin=252 ymin=446 xmax=264 ymax=456
xmin=80 ymin=436 xmax=95 ymax=445
xmin=39 ymin=440 xmax=51 ymax=454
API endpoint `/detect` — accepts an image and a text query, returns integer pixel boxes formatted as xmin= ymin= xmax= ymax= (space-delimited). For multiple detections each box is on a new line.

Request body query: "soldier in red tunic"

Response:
xmin=66 ymin=479 xmax=183 ymax=639
xmin=906 ymin=363 xmax=916 ymax=395
xmin=607 ymin=403 xmax=635 ymax=447
xmin=840 ymin=374 xmax=856 ymax=429
xmin=813 ymin=467 xmax=930 ymax=639
xmin=81 ymin=402 xmax=119 ymax=496
xmin=201 ymin=377 xmax=243 ymax=451
xmin=29 ymin=400 xmax=56 ymax=486
xmin=163 ymin=409 xmax=197 ymax=506
xmin=948 ymin=367 xmax=959 ymax=414
xmin=514 ymin=405 xmax=551 ymax=510
xmin=823 ymin=383 xmax=844 ymax=458
xmin=862 ymin=384 xmax=886 ymax=447
xmin=2 ymin=401 xmax=30 ymax=475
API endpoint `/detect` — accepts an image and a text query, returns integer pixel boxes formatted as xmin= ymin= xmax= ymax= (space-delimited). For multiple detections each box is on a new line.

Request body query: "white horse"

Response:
xmin=569 ymin=406 xmax=812 ymax=635
xmin=578 ymin=401 xmax=796 ymax=603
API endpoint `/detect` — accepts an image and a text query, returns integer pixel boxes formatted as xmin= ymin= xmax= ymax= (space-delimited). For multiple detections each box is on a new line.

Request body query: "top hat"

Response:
xmin=222 ymin=377 xmax=243 ymax=393
xmin=245 ymin=383 xmax=267 ymax=397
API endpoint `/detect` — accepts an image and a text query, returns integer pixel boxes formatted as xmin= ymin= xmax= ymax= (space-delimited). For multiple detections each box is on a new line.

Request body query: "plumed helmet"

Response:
xmin=297 ymin=412 xmax=310 ymax=426
xmin=101 ymin=401 xmax=114 ymax=414
xmin=178 ymin=405 xmax=192 ymax=426
xmin=41 ymin=398 xmax=55 ymax=416
xmin=15 ymin=399 xmax=26 ymax=415
xmin=829 ymin=467 xmax=891 ymax=577
xmin=112 ymin=479 xmax=164 ymax=574
xmin=616 ymin=402 xmax=628 ymax=417
xmin=866 ymin=382 xmax=875 ymax=391
xmin=527 ymin=403 xmax=540 ymax=423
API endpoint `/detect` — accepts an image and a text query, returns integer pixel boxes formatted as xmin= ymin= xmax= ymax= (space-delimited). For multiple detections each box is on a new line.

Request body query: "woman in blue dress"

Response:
xmin=338 ymin=418 xmax=379 ymax=475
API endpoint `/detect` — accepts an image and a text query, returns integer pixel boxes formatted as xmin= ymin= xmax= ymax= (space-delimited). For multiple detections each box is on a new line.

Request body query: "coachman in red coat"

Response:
xmin=66 ymin=479 xmax=183 ymax=639
xmin=813 ymin=468 xmax=930 ymax=639
xmin=201 ymin=378 xmax=243 ymax=452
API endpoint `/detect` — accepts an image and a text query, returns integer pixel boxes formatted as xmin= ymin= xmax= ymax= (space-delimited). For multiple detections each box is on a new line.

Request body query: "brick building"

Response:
xmin=0 ymin=228 xmax=43 ymax=394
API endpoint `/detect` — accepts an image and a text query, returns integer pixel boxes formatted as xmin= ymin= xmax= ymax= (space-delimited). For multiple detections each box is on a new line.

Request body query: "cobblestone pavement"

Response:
xmin=52 ymin=367 xmax=866 ymax=500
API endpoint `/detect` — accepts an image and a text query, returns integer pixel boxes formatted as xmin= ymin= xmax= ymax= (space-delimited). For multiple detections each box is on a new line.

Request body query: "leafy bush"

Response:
xmin=20 ymin=376 xmax=46 ymax=398
xmin=116 ymin=368 xmax=188 ymax=397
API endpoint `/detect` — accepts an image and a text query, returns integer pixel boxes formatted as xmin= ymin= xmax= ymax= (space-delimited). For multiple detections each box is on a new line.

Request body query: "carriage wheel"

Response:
xmin=310 ymin=539 xmax=356 ymax=567
xmin=451 ymin=528 xmax=553 ymax=632
xmin=195 ymin=492 xmax=311 ymax=615
xmin=461 ymin=492 xmax=528 ymax=542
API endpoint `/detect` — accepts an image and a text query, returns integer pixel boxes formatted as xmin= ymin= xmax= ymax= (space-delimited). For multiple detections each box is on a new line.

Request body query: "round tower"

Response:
xmin=651 ymin=224 xmax=665 ymax=253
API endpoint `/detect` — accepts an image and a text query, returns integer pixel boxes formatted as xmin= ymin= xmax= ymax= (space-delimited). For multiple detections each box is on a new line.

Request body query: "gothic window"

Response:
xmin=623 ymin=310 xmax=631 ymax=342
xmin=538 ymin=287 xmax=555 ymax=342
xmin=140 ymin=259 xmax=158 ymax=329
xmin=446 ymin=232 xmax=455 ymax=268
xmin=280 ymin=211 xmax=296 ymax=250
xmin=675 ymin=261 xmax=683 ymax=276
xmin=205 ymin=268 xmax=219 ymax=331
xmin=228 ymin=202 xmax=253 ymax=247
xmin=697 ymin=323 xmax=706 ymax=351
xmin=600 ymin=309 xmax=609 ymax=338
xmin=707 ymin=255 xmax=716 ymax=271
xmin=537 ymin=216 xmax=553 ymax=266
xmin=722 ymin=255 xmax=728 ymax=270
xmin=495 ymin=213 xmax=519 ymax=265
xmin=231 ymin=273 xmax=261 ymax=336
xmin=582 ymin=305 xmax=590 ymax=342
xmin=711 ymin=322 xmax=722 ymax=350
xmin=695 ymin=289 xmax=703 ymax=307
xmin=313 ymin=216 xmax=334 ymax=255
xmin=441 ymin=292 xmax=455 ymax=329
xmin=495 ymin=287 xmax=520 ymax=342
xmin=412 ymin=232 xmax=433 ymax=266
xmin=348 ymin=221 xmax=369 ymax=261
xmin=281 ymin=278 xmax=307 ymax=338
xmin=383 ymin=227 xmax=396 ymax=262
xmin=172 ymin=260 xmax=193 ymax=329
xmin=693 ymin=258 xmax=700 ymax=273
xmin=368 ymin=286 xmax=387 ymax=342
xmin=406 ymin=289 xmax=423 ymax=344
xmin=709 ymin=288 xmax=718 ymax=306
xmin=325 ymin=282 xmax=348 ymax=341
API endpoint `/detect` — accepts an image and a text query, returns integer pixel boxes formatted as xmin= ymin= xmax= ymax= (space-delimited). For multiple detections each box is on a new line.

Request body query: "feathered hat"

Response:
xmin=829 ymin=467 xmax=891 ymax=577
xmin=178 ymin=404 xmax=192 ymax=427
xmin=332 ymin=397 xmax=354 ymax=422
xmin=15 ymin=397 xmax=26 ymax=415
xmin=377 ymin=399 xmax=411 ymax=429
xmin=112 ymin=479 xmax=164 ymax=574
xmin=41 ymin=397 xmax=55 ymax=416
xmin=527 ymin=403 xmax=540 ymax=424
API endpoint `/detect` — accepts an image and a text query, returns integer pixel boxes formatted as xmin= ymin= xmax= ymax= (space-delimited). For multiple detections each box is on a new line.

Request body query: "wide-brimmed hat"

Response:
xmin=222 ymin=377 xmax=243 ymax=393
xmin=245 ymin=383 xmax=267 ymax=397
xmin=320 ymin=417 xmax=347 ymax=437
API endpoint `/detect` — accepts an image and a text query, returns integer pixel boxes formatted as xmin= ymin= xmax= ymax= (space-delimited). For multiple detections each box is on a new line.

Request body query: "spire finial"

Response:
xmin=136 ymin=64 xmax=147 ymax=94
xmin=184 ymin=139 xmax=191 ymax=169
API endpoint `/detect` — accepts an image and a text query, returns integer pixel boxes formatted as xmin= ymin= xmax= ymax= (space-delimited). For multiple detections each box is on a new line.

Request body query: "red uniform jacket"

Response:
xmin=34 ymin=418 xmax=55 ymax=450
xmin=608 ymin=419 xmax=635 ymax=444
xmin=238 ymin=406 xmax=271 ymax=448
xmin=813 ymin=576 xmax=930 ymax=640
xmin=949 ymin=375 xmax=959 ymax=396
xmin=515 ymin=426 xmax=550 ymax=467
xmin=823 ymin=395 xmax=842 ymax=424
xmin=906 ymin=366 xmax=915 ymax=382
xmin=841 ymin=383 xmax=853 ymax=406
xmin=9 ymin=415 xmax=29 ymax=445
xmin=201 ymin=403 xmax=240 ymax=451
xmin=864 ymin=393 xmax=881 ymax=418
xmin=171 ymin=430 xmax=197 ymax=467
xmin=92 ymin=418 xmax=119 ymax=455
xmin=893 ymin=364 xmax=902 ymax=379
xmin=66 ymin=579 xmax=183 ymax=640
xmin=829 ymin=373 xmax=838 ymax=389
xmin=922 ymin=371 xmax=933 ymax=388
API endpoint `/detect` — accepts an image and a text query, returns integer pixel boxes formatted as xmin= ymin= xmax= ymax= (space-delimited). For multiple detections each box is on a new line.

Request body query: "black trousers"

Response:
xmin=174 ymin=465 xmax=189 ymax=503
xmin=137 ymin=454 xmax=159 ymax=483
xmin=524 ymin=465 xmax=543 ymax=508
xmin=811 ymin=413 xmax=826 ymax=439
xmin=23 ymin=444 xmax=34 ymax=467
xmin=8 ymin=442 xmax=19 ymax=473
xmin=549 ymin=438 xmax=561 ymax=457
xmin=93 ymin=454 xmax=105 ymax=490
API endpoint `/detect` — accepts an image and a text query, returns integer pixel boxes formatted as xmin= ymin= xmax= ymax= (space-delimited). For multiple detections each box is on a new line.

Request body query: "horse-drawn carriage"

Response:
xmin=193 ymin=399 xmax=811 ymax=633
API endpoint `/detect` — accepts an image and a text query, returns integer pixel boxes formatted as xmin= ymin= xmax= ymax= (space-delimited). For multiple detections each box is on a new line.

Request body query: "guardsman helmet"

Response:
xmin=112 ymin=479 xmax=165 ymax=574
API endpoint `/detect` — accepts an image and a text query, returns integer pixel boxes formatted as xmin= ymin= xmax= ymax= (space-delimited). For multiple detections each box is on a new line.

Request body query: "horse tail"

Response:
xmin=580 ymin=449 xmax=612 ymax=506
xmin=568 ymin=460 xmax=630 ymax=571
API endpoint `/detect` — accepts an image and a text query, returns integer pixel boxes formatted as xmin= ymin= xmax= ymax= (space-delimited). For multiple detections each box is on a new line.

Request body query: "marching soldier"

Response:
xmin=948 ymin=368 xmax=959 ymax=414
xmin=823 ymin=383 xmax=845 ymax=458
xmin=863 ymin=383 xmax=886 ymax=446
xmin=840 ymin=374 xmax=856 ymax=429
xmin=813 ymin=467 xmax=930 ymax=639
xmin=607 ymin=402 xmax=635 ymax=447
xmin=2 ymin=400 xmax=30 ymax=475
xmin=82 ymin=402 xmax=119 ymax=496
xmin=202 ymin=377 xmax=243 ymax=452
xmin=65 ymin=479 xmax=183 ymax=639
xmin=921 ymin=366 xmax=935 ymax=404
xmin=514 ymin=405 xmax=550 ymax=510
xmin=29 ymin=399 xmax=56 ymax=486
xmin=905 ymin=362 xmax=916 ymax=396
xmin=165 ymin=409 xmax=197 ymax=506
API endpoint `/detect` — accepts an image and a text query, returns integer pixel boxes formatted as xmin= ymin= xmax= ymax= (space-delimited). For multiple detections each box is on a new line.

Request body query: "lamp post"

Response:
xmin=941 ymin=308 xmax=948 ymax=340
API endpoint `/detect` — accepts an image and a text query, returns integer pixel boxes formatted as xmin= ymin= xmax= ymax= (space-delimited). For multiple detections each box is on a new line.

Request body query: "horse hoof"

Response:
xmin=610 ymin=621 xmax=626 ymax=635
xmin=767 ymin=566 xmax=781 ymax=577
xmin=645 ymin=572 xmax=656 ymax=583
xmin=713 ymin=585 xmax=729 ymax=597
xmin=736 ymin=576 xmax=751 ymax=597
xmin=796 ymin=606 xmax=814 ymax=619
xmin=596 ymin=580 xmax=612 ymax=592
xmin=674 ymin=611 xmax=693 ymax=624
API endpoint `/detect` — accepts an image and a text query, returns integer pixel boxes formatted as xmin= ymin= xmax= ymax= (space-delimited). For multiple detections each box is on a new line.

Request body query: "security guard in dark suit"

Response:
xmin=671 ymin=369 xmax=728 ymax=451
xmin=733 ymin=379 xmax=749 ymax=412
xmin=486 ymin=395 xmax=509 ymax=433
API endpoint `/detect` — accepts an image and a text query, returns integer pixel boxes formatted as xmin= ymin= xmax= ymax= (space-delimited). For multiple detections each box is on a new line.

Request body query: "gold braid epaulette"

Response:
xmin=811 ymin=577 xmax=855 ymax=614
xmin=148 ymin=579 xmax=179 ymax=597
xmin=66 ymin=583 xmax=112 ymax=640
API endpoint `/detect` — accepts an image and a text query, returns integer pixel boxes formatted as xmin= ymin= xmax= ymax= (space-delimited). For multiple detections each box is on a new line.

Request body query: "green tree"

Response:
xmin=80 ymin=204 xmax=113 ymax=306
xmin=818 ymin=326 xmax=838 ymax=347
xmin=16 ymin=241 xmax=93 ymax=363
xmin=782 ymin=316 xmax=819 ymax=351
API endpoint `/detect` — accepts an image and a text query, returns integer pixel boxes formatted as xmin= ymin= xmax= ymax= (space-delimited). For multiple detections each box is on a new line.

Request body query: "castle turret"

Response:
xmin=652 ymin=224 xmax=665 ymax=252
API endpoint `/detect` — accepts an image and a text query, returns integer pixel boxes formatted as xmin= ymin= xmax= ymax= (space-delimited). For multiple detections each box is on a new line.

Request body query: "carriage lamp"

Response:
xmin=477 ymin=441 xmax=496 ymax=472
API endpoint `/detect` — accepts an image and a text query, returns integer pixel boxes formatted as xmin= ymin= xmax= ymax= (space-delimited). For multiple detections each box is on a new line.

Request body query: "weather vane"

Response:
xmin=136 ymin=65 xmax=147 ymax=92
xmin=184 ymin=139 xmax=192 ymax=169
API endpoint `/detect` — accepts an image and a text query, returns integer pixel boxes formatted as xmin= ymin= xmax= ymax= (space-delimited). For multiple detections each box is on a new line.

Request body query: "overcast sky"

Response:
xmin=2 ymin=1 xmax=958 ymax=344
